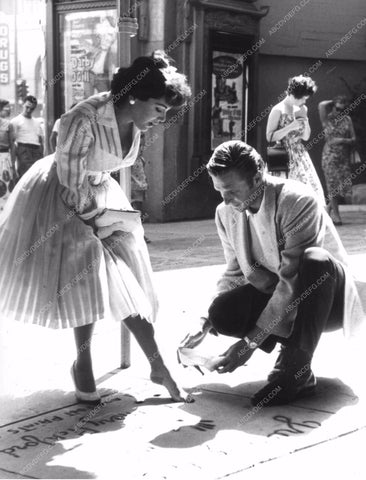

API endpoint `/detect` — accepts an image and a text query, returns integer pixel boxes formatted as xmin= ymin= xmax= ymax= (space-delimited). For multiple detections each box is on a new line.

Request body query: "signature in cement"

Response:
xmin=267 ymin=415 xmax=321 ymax=437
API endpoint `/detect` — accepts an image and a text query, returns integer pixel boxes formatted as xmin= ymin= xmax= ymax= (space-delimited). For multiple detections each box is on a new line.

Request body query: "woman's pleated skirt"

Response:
xmin=0 ymin=156 xmax=158 ymax=328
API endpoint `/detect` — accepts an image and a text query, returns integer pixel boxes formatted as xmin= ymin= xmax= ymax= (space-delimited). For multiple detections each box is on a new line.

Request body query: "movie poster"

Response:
xmin=211 ymin=51 xmax=246 ymax=150
xmin=61 ymin=9 xmax=117 ymax=109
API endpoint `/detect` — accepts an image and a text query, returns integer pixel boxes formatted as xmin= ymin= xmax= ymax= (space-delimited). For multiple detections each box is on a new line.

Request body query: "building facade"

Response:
xmin=1 ymin=0 xmax=365 ymax=221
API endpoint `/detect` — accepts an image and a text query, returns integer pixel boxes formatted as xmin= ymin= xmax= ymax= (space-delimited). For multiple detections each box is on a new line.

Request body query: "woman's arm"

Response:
xmin=295 ymin=105 xmax=311 ymax=141
xmin=55 ymin=110 xmax=97 ymax=219
xmin=318 ymin=100 xmax=333 ymax=127
xmin=266 ymin=107 xmax=302 ymax=142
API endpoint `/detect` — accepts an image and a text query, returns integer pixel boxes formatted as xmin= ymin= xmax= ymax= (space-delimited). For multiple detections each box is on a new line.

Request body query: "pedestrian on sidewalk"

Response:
xmin=0 ymin=51 xmax=192 ymax=404
xmin=318 ymin=96 xmax=359 ymax=225
xmin=0 ymin=99 xmax=16 ymax=212
xmin=181 ymin=140 xmax=364 ymax=406
xmin=10 ymin=95 xmax=44 ymax=178
xmin=266 ymin=75 xmax=325 ymax=204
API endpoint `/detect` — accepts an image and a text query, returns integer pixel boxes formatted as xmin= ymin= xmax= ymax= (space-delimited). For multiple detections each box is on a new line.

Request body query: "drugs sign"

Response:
xmin=0 ymin=24 xmax=9 ymax=84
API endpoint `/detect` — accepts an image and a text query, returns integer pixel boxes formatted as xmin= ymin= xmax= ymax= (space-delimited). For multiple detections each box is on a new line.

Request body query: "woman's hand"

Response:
xmin=95 ymin=210 xmax=141 ymax=238
xmin=97 ymin=221 xmax=139 ymax=239
xmin=295 ymin=105 xmax=308 ymax=120
xmin=287 ymin=118 xmax=303 ymax=133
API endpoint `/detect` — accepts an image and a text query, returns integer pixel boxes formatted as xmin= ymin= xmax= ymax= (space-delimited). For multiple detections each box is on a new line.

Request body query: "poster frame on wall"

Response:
xmin=49 ymin=0 xmax=117 ymax=128
xmin=208 ymin=31 xmax=255 ymax=154
xmin=59 ymin=6 xmax=118 ymax=113
xmin=188 ymin=28 xmax=258 ymax=170
xmin=210 ymin=50 xmax=248 ymax=151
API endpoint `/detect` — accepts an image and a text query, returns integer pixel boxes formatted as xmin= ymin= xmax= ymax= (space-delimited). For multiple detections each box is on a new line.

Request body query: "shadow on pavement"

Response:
xmin=150 ymin=376 xmax=358 ymax=448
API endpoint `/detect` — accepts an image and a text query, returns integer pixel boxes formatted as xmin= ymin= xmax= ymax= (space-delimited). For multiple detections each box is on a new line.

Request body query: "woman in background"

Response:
xmin=266 ymin=75 xmax=325 ymax=204
xmin=319 ymin=95 xmax=357 ymax=225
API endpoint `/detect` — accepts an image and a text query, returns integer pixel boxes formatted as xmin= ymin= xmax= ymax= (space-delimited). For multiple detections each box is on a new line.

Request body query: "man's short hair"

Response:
xmin=24 ymin=95 xmax=37 ymax=107
xmin=207 ymin=141 xmax=264 ymax=184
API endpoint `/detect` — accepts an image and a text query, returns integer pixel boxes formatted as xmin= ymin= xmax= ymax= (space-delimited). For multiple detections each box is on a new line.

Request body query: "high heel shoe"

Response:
xmin=70 ymin=362 xmax=101 ymax=404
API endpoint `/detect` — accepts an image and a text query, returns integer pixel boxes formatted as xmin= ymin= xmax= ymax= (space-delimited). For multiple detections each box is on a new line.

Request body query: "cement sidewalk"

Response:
xmin=0 ymin=210 xmax=365 ymax=479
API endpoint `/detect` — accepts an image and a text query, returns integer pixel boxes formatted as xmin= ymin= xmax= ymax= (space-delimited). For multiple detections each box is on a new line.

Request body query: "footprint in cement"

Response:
xmin=189 ymin=419 xmax=215 ymax=432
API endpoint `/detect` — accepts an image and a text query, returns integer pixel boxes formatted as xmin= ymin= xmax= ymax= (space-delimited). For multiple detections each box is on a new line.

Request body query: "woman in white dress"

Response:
xmin=0 ymin=51 xmax=191 ymax=403
xmin=266 ymin=75 xmax=325 ymax=204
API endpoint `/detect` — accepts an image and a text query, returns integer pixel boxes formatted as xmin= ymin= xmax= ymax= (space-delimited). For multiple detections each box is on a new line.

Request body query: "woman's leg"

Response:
xmin=73 ymin=323 xmax=96 ymax=393
xmin=329 ymin=196 xmax=342 ymax=223
xmin=124 ymin=314 xmax=190 ymax=402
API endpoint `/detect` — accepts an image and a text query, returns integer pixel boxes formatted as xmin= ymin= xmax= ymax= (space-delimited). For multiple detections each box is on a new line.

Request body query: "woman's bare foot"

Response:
xmin=150 ymin=365 xmax=194 ymax=403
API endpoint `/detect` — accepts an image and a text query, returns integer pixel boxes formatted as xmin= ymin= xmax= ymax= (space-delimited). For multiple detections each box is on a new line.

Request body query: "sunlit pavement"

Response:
xmin=0 ymin=208 xmax=365 ymax=479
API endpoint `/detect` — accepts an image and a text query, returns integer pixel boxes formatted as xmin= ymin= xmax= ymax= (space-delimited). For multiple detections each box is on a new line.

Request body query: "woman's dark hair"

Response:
xmin=111 ymin=50 xmax=191 ymax=107
xmin=207 ymin=140 xmax=264 ymax=185
xmin=287 ymin=75 xmax=317 ymax=99
xmin=333 ymin=94 xmax=349 ymax=105
xmin=0 ymin=99 xmax=10 ymax=111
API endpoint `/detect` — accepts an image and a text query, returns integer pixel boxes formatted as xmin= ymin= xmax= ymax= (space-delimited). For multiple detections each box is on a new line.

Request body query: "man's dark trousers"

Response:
xmin=208 ymin=247 xmax=345 ymax=357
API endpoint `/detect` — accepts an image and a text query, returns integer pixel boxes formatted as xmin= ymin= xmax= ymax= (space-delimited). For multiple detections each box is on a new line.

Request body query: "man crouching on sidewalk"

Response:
xmin=180 ymin=140 xmax=364 ymax=406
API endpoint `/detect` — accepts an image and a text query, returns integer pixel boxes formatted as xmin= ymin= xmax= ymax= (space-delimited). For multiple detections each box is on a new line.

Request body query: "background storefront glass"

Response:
xmin=59 ymin=9 xmax=117 ymax=111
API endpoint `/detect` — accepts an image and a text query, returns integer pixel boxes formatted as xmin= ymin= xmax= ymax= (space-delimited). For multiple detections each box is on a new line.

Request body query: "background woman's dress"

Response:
xmin=0 ymin=93 xmax=158 ymax=328
xmin=321 ymin=114 xmax=353 ymax=200
xmin=278 ymin=112 xmax=325 ymax=204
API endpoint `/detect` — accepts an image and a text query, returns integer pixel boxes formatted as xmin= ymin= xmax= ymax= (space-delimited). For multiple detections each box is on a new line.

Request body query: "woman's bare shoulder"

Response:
xmin=271 ymin=101 xmax=285 ymax=113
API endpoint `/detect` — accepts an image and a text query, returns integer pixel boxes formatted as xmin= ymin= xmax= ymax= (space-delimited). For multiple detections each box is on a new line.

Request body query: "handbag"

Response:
xmin=266 ymin=143 xmax=289 ymax=172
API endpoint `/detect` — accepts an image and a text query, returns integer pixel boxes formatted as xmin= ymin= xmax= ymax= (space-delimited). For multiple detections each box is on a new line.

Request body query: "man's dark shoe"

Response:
xmin=251 ymin=370 xmax=317 ymax=407
xmin=267 ymin=345 xmax=314 ymax=383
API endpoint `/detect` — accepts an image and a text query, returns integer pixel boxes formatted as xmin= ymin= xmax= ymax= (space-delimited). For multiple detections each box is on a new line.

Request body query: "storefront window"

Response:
xmin=59 ymin=9 xmax=117 ymax=110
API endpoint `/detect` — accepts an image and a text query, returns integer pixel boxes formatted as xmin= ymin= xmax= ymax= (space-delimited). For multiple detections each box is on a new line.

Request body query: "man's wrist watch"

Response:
xmin=243 ymin=336 xmax=258 ymax=350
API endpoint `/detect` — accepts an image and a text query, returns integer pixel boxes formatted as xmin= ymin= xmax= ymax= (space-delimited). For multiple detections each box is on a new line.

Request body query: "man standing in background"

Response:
xmin=11 ymin=95 xmax=44 ymax=178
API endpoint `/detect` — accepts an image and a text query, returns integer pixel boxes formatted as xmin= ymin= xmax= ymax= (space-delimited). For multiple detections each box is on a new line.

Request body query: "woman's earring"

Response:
xmin=129 ymin=98 xmax=135 ymax=105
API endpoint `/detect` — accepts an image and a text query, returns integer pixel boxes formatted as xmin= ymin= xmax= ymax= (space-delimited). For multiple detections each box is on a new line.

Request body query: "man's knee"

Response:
xmin=208 ymin=289 xmax=236 ymax=332
xmin=301 ymin=247 xmax=330 ymax=265
xmin=299 ymin=247 xmax=332 ymax=279
xmin=208 ymin=285 xmax=251 ymax=336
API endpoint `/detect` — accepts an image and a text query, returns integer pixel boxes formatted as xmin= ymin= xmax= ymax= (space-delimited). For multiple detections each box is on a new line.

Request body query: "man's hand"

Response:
xmin=215 ymin=340 xmax=254 ymax=374
xmin=179 ymin=317 xmax=217 ymax=349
